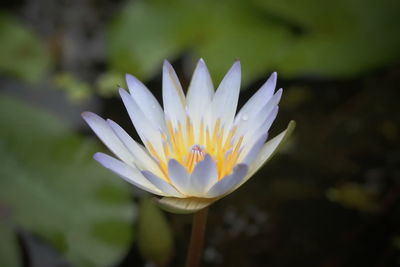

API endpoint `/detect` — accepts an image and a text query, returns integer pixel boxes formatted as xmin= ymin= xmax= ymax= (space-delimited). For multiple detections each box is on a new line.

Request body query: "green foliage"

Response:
xmin=54 ymin=73 xmax=92 ymax=101
xmin=254 ymin=0 xmax=400 ymax=77
xmin=138 ymin=197 xmax=174 ymax=265
xmin=0 ymin=225 xmax=20 ymax=267
xmin=326 ymin=183 xmax=379 ymax=212
xmin=96 ymin=71 xmax=127 ymax=98
xmin=107 ymin=0 xmax=400 ymax=84
xmin=0 ymin=14 xmax=51 ymax=83
xmin=0 ymin=95 xmax=135 ymax=266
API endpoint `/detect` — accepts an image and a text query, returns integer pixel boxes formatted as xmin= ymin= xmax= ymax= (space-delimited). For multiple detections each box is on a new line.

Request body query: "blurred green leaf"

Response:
xmin=19 ymin=230 xmax=70 ymax=267
xmin=107 ymin=0 xmax=193 ymax=81
xmin=0 ymin=13 xmax=51 ymax=83
xmin=0 ymin=95 xmax=135 ymax=266
xmin=0 ymin=224 xmax=20 ymax=267
xmin=243 ymin=0 xmax=400 ymax=77
xmin=54 ymin=73 xmax=92 ymax=101
xmin=107 ymin=0 xmax=400 ymax=83
xmin=96 ymin=71 xmax=126 ymax=98
xmin=107 ymin=0 xmax=291 ymax=84
xmin=326 ymin=183 xmax=379 ymax=212
xmin=138 ymin=197 xmax=174 ymax=265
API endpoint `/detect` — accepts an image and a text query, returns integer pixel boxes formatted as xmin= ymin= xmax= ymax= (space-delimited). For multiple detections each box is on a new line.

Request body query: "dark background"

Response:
xmin=0 ymin=0 xmax=399 ymax=266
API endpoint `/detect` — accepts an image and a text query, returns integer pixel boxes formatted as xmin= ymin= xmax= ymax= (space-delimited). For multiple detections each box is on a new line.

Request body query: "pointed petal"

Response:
xmin=237 ymin=103 xmax=279 ymax=162
xmin=240 ymin=121 xmax=296 ymax=188
xmin=107 ymin=119 xmax=165 ymax=179
xmin=93 ymin=152 xmax=164 ymax=195
xmin=126 ymin=74 xmax=166 ymax=131
xmin=241 ymin=133 xmax=268 ymax=165
xmin=241 ymin=106 xmax=279 ymax=152
xmin=162 ymin=60 xmax=186 ymax=127
xmin=235 ymin=88 xmax=282 ymax=141
xmin=167 ymin=159 xmax=190 ymax=194
xmin=254 ymin=106 xmax=279 ymax=137
xmin=156 ymin=197 xmax=215 ymax=214
xmin=82 ymin=112 xmax=135 ymax=164
xmin=186 ymin=59 xmax=214 ymax=135
xmin=119 ymin=88 xmax=165 ymax=158
xmin=141 ymin=170 xmax=185 ymax=198
xmin=188 ymin=155 xmax=218 ymax=196
xmin=211 ymin=61 xmax=241 ymax=131
xmin=235 ymin=72 xmax=277 ymax=123
xmin=206 ymin=164 xmax=248 ymax=198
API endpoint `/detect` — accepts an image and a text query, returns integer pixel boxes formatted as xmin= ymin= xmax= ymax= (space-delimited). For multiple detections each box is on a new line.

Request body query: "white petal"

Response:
xmin=235 ymin=88 xmax=282 ymax=141
xmin=240 ymin=106 xmax=279 ymax=157
xmin=186 ymin=59 xmax=214 ymax=137
xmin=211 ymin=61 xmax=241 ymax=132
xmin=107 ymin=119 xmax=166 ymax=178
xmin=241 ymin=133 xmax=268 ymax=165
xmin=206 ymin=164 xmax=248 ymax=198
xmin=167 ymin=159 xmax=190 ymax=194
xmin=142 ymin=170 xmax=185 ymax=198
xmin=235 ymin=72 xmax=277 ymax=123
xmin=162 ymin=60 xmax=186 ymax=127
xmin=126 ymin=74 xmax=166 ymax=131
xmin=82 ymin=112 xmax=134 ymax=164
xmin=249 ymin=106 xmax=278 ymax=141
xmin=188 ymin=154 xmax=218 ymax=196
xmin=119 ymin=88 xmax=165 ymax=159
xmin=239 ymin=121 xmax=296 ymax=188
xmin=93 ymin=152 xmax=164 ymax=196
xmin=156 ymin=197 xmax=215 ymax=214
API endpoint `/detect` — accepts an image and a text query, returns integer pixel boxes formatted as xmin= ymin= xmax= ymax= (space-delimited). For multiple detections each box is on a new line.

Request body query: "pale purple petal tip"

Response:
xmin=142 ymin=170 xmax=184 ymax=197
xmin=119 ymin=87 xmax=129 ymax=97
xmin=167 ymin=159 xmax=190 ymax=193
xmin=206 ymin=164 xmax=248 ymax=198
xmin=81 ymin=111 xmax=98 ymax=121
xmin=163 ymin=59 xmax=173 ymax=69
xmin=189 ymin=154 xmax=218 ymax=195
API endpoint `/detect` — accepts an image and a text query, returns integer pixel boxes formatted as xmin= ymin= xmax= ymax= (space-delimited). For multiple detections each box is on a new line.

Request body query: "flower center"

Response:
xmin=147 ymin=117 xmax=244 ymax=181
xmin=184 ymin=144 xmax=206 ymax=173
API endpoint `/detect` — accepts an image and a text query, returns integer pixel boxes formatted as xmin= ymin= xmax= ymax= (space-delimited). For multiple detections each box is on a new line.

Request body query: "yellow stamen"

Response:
xmin=199 ymin=120 xmax=204 ymax=145
xmin=186 ymin=116 xmax=194 ymax=148
xmin=147 ymin=141 xmax=169 ymax=180
xmin=185 ymin=145 xmax=205 ymax=173
xmin=150 ymin=118 xmax=244 ymax=182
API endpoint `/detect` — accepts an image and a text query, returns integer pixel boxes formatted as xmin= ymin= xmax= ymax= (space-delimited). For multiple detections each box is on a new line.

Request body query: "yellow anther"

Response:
xmin=185 ymin=144 xmax=206 ymax=173
xmin=154 ymin=119 xmax=244 ymax=181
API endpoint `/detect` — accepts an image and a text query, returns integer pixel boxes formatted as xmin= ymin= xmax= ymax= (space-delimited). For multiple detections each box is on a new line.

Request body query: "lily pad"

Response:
xmin=0 ymin=95 xmax=135 ymax=266
xmin=0 ymin=13 xmax=51 ymax=83
xmin=138 ymin=198 xmax=174 ymax=265
xmin=107 ymin=0 xmax=400 ymax=83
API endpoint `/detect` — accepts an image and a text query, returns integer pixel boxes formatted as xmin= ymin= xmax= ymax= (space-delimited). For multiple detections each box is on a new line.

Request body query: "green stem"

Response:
xmin=185 ymin=207 xmax=209 ymax=267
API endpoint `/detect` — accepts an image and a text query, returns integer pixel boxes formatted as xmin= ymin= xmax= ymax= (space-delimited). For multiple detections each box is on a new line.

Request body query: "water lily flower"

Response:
xmin=82 ymin=59 xmax=295 ymax=213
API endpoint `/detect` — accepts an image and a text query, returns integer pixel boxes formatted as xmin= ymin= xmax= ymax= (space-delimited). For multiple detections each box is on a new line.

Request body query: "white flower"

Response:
xmin=82 ymin=59 xmax=295 ymax=213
